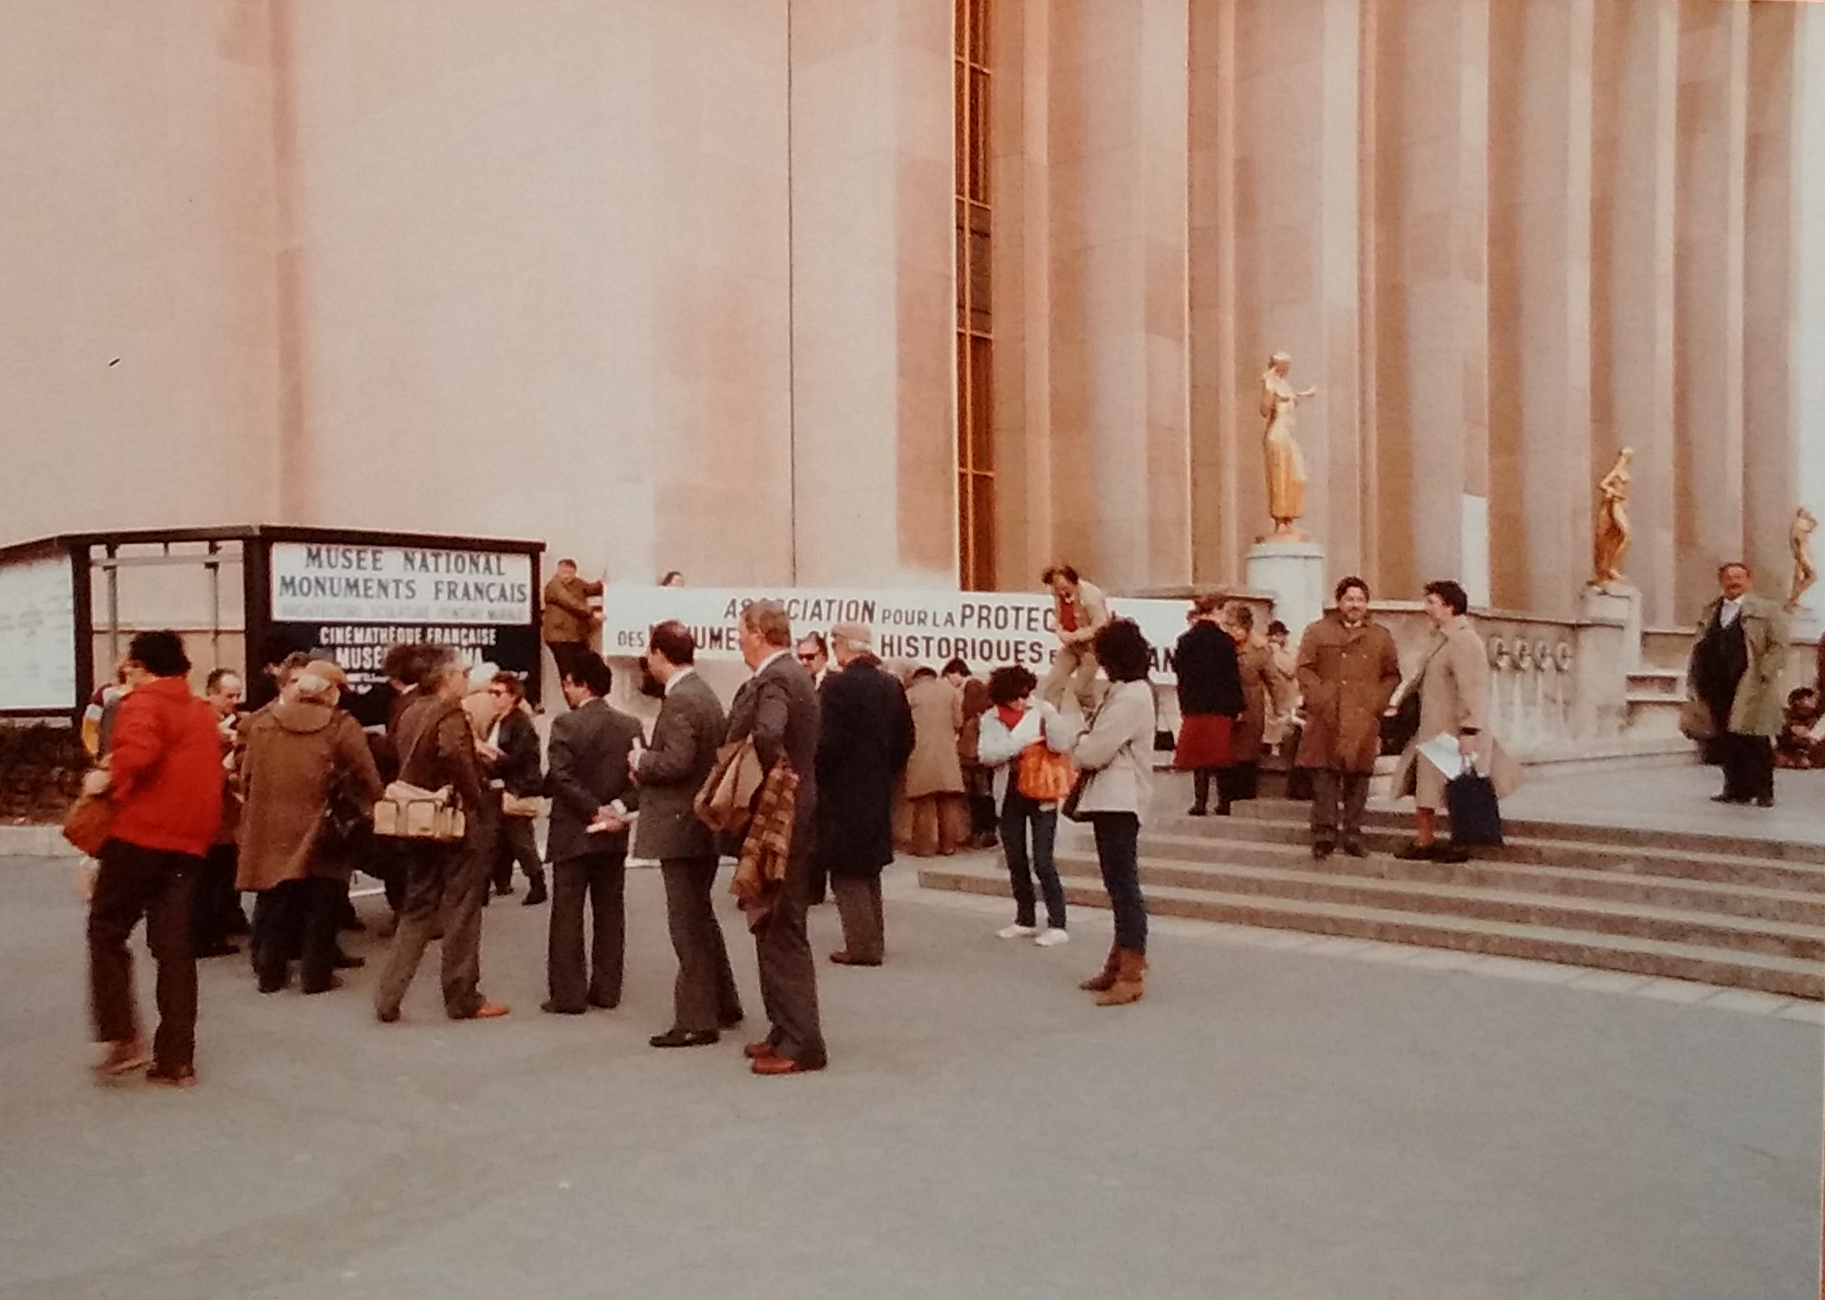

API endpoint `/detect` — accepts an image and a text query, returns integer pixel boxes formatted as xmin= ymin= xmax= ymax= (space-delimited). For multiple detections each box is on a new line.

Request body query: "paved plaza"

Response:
xmin=0 ymin=839 xmax=1818 ymax=1300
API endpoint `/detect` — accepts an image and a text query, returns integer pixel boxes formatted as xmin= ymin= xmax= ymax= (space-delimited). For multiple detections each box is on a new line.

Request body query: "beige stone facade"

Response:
xmin=3 ymin=1 xmax=1821 ymax=629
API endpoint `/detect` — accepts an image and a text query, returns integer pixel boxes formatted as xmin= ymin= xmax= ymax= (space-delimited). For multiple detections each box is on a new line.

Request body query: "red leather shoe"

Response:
xmin=743 ymin=1038 xmax=778 ymax=1060
xmin=466 ymin=1002 xmax=511 ymax=1020
xmin=751 ymin=1053 xmax=825 ymax=1076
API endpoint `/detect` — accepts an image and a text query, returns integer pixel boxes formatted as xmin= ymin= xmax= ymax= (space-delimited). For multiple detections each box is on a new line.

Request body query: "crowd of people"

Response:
xmin=73 ymin=556 xmax=1809 ymax=1089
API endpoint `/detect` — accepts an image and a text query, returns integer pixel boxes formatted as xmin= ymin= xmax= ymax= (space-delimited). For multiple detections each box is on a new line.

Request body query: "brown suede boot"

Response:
xmin=1095 ymin=949 xmax=1146 ymax=1006
xmin=1078 ymin=944 xmax=1121 ymax=992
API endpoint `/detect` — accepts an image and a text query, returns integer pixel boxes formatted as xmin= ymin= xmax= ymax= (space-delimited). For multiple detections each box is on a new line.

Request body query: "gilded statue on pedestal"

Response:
xmin=1260 ymin=352 xmax=1315 ymax=539
xmin=1590 ymin=446 xmax=1634 ymax=587
xmin=1787 ymin=506 xmax=1817 ymax=613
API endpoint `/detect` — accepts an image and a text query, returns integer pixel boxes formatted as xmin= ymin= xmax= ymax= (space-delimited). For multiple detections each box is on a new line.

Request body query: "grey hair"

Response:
xmin=830 ymin=622 xmax=873 ymax=651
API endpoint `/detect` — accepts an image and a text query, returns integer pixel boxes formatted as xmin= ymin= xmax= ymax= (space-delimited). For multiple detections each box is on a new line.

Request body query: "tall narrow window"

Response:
xmin=955 ymin=0 xmax=994 ymax=590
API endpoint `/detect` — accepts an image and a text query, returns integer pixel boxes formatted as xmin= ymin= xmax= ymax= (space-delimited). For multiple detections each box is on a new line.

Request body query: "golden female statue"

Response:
xmin=1260 ymin=352 xmax=1315 ymax=538
xmin=1787 ymin=506 xmax=1817 ymax=613
xmin=1591 ymin=446 xmax=1634 ymax=587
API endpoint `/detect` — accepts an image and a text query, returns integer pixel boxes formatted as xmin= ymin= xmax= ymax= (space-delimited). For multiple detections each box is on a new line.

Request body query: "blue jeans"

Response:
xmin=1089 ymin=812 xmax=1146 ymax=953
xmin=1000 ymin=791 xmax=1065 ymax=929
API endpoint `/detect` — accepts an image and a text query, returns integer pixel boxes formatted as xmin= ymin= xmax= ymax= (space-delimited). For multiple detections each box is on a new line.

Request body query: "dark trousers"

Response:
xmin=1000 ymin=791 xmax=1065 ymax=929
xmin=88 ymin=840 xmax=199 ymax=1069
xmin=548 ymin=851 xmax=626 ymax=1010
xmin=659 ymin=856 xmax=742 ymax=1032
xmin=1716 ymin=731 xmax=1776 ymax=801
xmin=1088 ymin=812 xmax=1147 ymax=954
xmin=831 ymin=873 xmax=886 ymax=964
xmin=492 ymin=812 xmax=546 ymax=893
xmin=253 ymin=877 xmax=344 ymax=992
xmin=1309 ymin=768 xmax=1371 ymax=846
xmin=374 ymin=838 xmax=490 ymax=1019
xmin=191 ymin=843 xmax=245 ymax=952
xmin=754 ymin=850 xmax=826 ymax=1067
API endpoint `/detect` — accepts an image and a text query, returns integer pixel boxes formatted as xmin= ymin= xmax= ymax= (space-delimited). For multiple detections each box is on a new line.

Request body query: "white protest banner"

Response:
xmin=271 ymin=542 xmax=533 ymax=625
xmin=599 ymin=586 xmax=1198 ymax=681
xmin=0 ymin=554 xmax=77 ymax=712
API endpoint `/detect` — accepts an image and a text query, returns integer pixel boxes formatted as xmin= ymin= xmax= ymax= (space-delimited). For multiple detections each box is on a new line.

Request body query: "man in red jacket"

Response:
xmin=87 ymin=631 xmax=224 ymax=1087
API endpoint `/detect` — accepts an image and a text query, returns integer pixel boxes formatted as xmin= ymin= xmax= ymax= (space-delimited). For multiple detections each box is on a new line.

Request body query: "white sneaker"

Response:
xmin=1033 ymin=928 xmax=1070 ymax=947
xmin=997 ymin=924 xmax=1040 ymax=940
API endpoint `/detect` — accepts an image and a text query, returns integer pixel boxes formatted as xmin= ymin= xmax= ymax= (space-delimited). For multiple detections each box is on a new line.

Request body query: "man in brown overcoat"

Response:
xmin=1294 ymin=576 xmax=1401 ymax=859
xmin=541 ymin=558 xmax=603 ymax=684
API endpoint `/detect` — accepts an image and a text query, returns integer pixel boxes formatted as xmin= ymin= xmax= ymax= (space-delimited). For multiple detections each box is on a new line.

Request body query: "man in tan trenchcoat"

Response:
xmin=1390 ymin=580 xmax=1520 ymax=862
xmin=1293 ymin=578 xmax=1401 ymax=858
xmin=1683 ymin=561 xmax=1790 ymax=806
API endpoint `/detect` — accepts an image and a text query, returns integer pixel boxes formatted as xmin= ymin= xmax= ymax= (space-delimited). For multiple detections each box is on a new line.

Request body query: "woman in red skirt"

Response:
xmin=1173 ymin=594 xmax=1245 ymax=814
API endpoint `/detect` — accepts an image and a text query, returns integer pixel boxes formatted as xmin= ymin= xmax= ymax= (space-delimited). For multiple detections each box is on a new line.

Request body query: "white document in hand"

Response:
xmin=1416 ymin=732 xmax=1466 ymax=779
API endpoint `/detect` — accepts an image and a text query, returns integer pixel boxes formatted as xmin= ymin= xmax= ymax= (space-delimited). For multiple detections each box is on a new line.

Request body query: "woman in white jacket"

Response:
xmin=976 ymin=666 xmax=1077 ymax=947
xmin=1070 ymin=619 xmax=1158 ymax=1006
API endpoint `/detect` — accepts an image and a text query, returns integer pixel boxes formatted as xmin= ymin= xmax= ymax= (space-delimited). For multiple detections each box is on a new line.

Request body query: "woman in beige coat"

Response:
xmin=899 ymin=667 xmax=969 ymax=855
xmin=237 ymin=662 xmax=384 ymax=994
xmin=1389 ymin=581 xmax=1519 ymax=862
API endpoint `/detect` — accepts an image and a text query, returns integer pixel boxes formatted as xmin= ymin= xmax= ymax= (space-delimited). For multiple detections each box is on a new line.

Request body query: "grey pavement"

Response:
xmin=0 ymin=851 xmax=1818 ymax=1300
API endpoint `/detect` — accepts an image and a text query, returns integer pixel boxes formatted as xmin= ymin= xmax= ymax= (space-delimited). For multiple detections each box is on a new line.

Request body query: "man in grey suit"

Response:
xmin=728 ymin=600 xmax=827 ymax=1075
xmin=633 ymin=621 xmax=744 ymax=1048
xmin=542 ymin=652 xmax=643 ymax=1015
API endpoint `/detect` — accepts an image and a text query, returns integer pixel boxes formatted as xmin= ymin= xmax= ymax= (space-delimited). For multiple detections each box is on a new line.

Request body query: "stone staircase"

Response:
xmin=918 ymin=800 xmax=1825 ymax=999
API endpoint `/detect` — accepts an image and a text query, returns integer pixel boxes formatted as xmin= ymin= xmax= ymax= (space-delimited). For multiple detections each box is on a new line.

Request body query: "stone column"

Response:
xmin=1789 ymin=1 xmax=1825 ymax=636
xmin=1672 ymin=0 xmax=1749 ymax=615
xmin=1187 ymin=0 xmax=1238 ymax=585
xmin=1591 ymin=0 xmax=1679 ymax=628
xmin=991 ymin=0 xmax=1055 ymax=589
xmin=1046 ymin=0 xmax=1192 ymax=591
xmin=789 ymin=0 xmax=954 ymax=586
xmin=1487 ymin=0 xmax=1593 ymax=618
xmin=1370 ymin=0 xmax=1489 ymax=602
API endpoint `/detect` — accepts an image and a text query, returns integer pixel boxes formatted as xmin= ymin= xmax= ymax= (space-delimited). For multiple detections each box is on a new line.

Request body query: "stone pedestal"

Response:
xmin=1245 ymin=539 xmax=1327 ymax=639
xmin=1579 ymin=582 xmax=1643 ymax=670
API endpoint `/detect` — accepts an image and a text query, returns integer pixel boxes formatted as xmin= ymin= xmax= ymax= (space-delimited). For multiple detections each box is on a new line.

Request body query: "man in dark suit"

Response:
xmin=816 ymin=623 xmax=914 ymax=967
xmin=632 ymin=622 xmax=743 ymax=1048
xmin=542 ymin=653 xmax=643 ymax=1014
xmin=727 ymin=600 xmax=827 ymax=1075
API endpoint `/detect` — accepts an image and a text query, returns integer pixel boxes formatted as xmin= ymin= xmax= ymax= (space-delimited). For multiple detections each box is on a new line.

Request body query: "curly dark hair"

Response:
xmin=1092 ymin=618 xmax=1152 ymax=683
xmin=986 ymin=665 xmax=1038 ymax=707
xmin=1423 ymin=580 xmax=1470 ymax=617
xmin=127 ymin=630 xmax=190 ymax=679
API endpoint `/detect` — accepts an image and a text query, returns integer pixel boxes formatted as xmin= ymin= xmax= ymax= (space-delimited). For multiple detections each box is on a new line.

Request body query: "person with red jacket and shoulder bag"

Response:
xmin=86 ymin=631 xmax=224 ymax=1087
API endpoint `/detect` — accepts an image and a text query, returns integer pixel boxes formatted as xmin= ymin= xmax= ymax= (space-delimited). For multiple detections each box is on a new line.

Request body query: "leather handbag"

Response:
xmin=372 ymin=781 xmax=466 ymax=841
xmin=1016 ymin=742 xmax=1076 ymax=803
xmin=501 ymin=792 xmax=548 ymax=819
xmin=318 ymin=761 xmax=372 ymax=855
xmin=694 ymin=737 xmax=764 ymax=834
xmin=1446 ymin=759 xmax=1505 ymax=847
xmin=62 ymin=791 xmax=115 ymax=857
xmin=1059 ymin=769 xmax=1095 ymax=823
xmin=1677 ymin=696 xmax=1717 ymax=743
xmin=373 ymin=707 xmax=467 ymax=842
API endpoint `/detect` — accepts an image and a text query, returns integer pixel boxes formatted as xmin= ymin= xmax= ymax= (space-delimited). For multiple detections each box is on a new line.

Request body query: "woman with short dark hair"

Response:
xmin=1173 ymin=594 xmax=1243 ymax=815
xmin=976 ymin=665 xmax=1076 ymax=946
xmin=478 ymin=671 xmax=547 ymax=906
xmin=1071 ymin=620 xmax=1157 ymax=1006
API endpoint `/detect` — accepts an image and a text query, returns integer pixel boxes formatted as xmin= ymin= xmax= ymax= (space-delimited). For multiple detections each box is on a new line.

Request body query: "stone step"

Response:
xmin=1100 ymin=814 xmax=1825 ymax=891
xmin=1040 ymin=852 xmax=1825 ymax=961
xmin=1220 ymin=800 xmax=1825 ymax=865
xmin=1093 ymin=832 xmax=1825 ymax=925
xmin=918 ymin=863 xmax=1825 ymax=1000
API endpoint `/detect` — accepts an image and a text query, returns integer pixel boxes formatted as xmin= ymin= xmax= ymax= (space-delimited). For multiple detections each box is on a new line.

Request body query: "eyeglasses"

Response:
xmin=796 ymin=654 xmax=819 ymax=665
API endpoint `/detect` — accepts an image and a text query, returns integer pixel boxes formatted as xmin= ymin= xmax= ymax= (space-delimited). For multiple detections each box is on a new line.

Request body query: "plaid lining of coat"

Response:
xmin=731 ymin=759 xmax=800 ymax=931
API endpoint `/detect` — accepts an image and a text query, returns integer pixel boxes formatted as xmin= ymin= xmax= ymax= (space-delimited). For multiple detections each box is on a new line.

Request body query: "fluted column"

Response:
xmin=1371 ymin=0 xmax=1489 ymax=601
xmin=1795 ymin=0 xmax=1825 ymax=596
xmin=1591 ymin=0 xmax=1679 ymax=627
xmin=1487 ymin=0 xmax=1594 ymax=617
xmin=1672 ymin=0 xmax=1749 ymax=614
xmin=1046 ymin=0 xmax=1192 ymax=590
